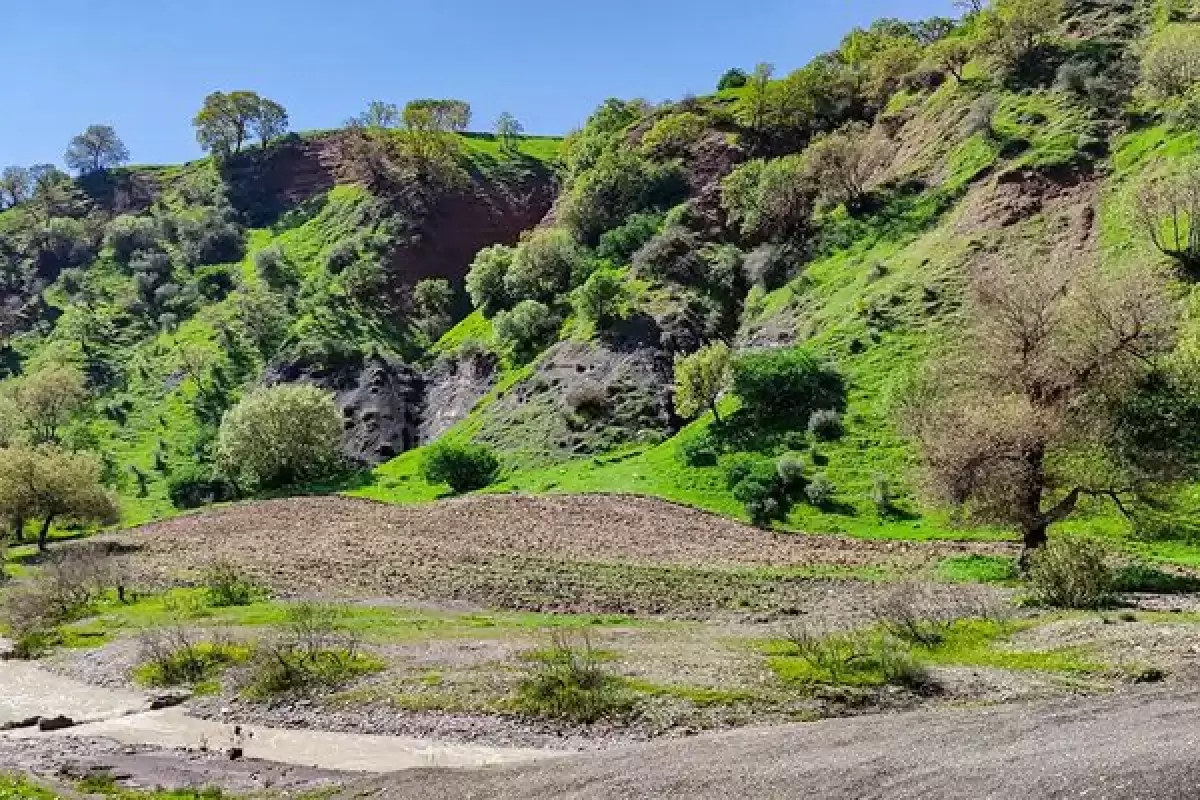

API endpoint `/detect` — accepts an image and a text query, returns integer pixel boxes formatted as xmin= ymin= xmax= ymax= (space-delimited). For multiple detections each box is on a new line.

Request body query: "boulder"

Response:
xmin=38 ymin=715 xmax=75 ymax=732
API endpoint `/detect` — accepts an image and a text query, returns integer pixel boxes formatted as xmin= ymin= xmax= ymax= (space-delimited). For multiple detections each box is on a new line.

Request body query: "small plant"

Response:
xmin=242 ymin=603 xmax=380 ymax=698
xmin=869 ymin=472 xmax=892 ymax=516
xmin=776 ymin=452 xmax=806 ymax=492
xmin=783 ymin=625 xmax=870 ymax=685
xmin=1026 ymin=537 xmax=1115 ymax=610
xmin=807 ymin=409 xmax=844 ymax=441
xmin=872 ymin=582 xmax=954 ymax=647
xmin=678 ymin=434 xmax=719 ymax=467
xmin=514 ymin=632 xmax=633 ymax=724
xmin=203 ymin=560 xmax=265 ymax=608
xmin=805 ymin=472 xmax=835 ymax=508
xmin=136 ymin=627 xmax=246 ymax=688
xmin=419 ymin=441 xmax=501 ymax=493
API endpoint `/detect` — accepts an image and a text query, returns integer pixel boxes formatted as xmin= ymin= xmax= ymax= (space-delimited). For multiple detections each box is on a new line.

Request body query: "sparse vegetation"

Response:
xmin=514 ymin=632 xmax=633 ymax=723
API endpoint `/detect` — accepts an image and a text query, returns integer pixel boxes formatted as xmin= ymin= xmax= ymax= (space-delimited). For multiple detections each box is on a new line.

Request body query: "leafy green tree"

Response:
xmin=233 ymin=286 xmax=291 ymax=361
xmin=732 ymin=347 xmax=844 ymax=423
xmin=572 ymin=269 xmax=628 ymax=328
xmin=674 ymin=342 xmax=733 ymax=424
xmin=721 ymin=154 xmax=815 ymax=242
xmin=926 ymin=36 xmax=974 ymax=81
xmin=640 ymin=112 xmax=707 ymax=159
xmin=496 ymin=112 xmax=524 ymax=153
xmin=1141 ymin=24 xmax=1200 ymax=100
xmin=466 ymin=244 xmax=516 ymax=316
xmin=419 ymin=441 xmax=500 ymax=493
xmin=717 ymin=68 xmax=749 ymax=91
xmin=803 ymin=122 xmax=889 ymax=211
xmin=398 ymin=100 xmax=467 ymax=180
xmin=413 ymin=278 xmax=455 ymax=339
xmin=4 ymin=364 xmax=89 ymax=445
xmin=737 ymin=63 xmax=776 ymax=147
xmin=64 ymin=125 xmax=130 ymax=175
xmin=194 ymin=91 xmax=289 ymax=157
xmin=0 ymin=166 xmax=32 ymax=209
xmin=493 ymin=299 xmax=560 ymax=362
xmin=216 ymin=385 xmax=344 ymax=490
xmin=505 ymin=228 xmax=584 ymax=303
xmin=0 ymin=445 xmax=118 ymax=551
xmin=560 ymin=150 xmax=686 ymax=244
xmin=354 ymin=101 xmax=401 ymax=129
xmin=978 ymin=0 xmax=1064 ymax=70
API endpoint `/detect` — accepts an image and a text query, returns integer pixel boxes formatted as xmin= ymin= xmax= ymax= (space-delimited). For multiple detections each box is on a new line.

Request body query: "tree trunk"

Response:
xmin=37 ymin=515 xmax=55 ymax=553
xmin=709 ymin=401 xmax=722 ymax=425
xmin=1018 ymin=522 xmax=1049 ymax=571
xmin=10 ymin=514 xmax=24 ymax=544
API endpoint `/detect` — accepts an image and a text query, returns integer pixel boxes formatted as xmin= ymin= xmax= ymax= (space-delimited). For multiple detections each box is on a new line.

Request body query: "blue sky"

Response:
xmin=3 ymin=0 xmax=957 ymax=168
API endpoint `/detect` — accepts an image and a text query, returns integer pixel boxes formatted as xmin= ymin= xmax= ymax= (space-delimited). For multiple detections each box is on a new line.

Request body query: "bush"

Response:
xmin=325 ymin=238 xmax=359 ymax=274
xmin=595 ymin=212 xmax=663 ymax=264
xmin=216 ymin=385 xmax=345 ymax=491
xmin=872 ymin=582 xmax=956 ymax=647
xmin=104 ymin=215 xmax=160 ymax=265
xmin=1026 ymin=537 xmax=1114 ymax=609
xmin=678 ymin=434 xmax=719 ymax=467
xmin=466 ymin=244 xmax=516 ymax=315
xmin=560 ymin=149 xmax=687 ymax=244
xmin=572 ymin=268 xmax=628 ymax=327
xmin=720 ymin=155 xmax=815 ymax=243
xmin=632 ymin=226 xmax=705 ymax=284
xmin=869 ymin=472 xmax=892 ymax=515
xmin=175 ymin=207 xmax=244 ymax=267
xmin=776 ymin=452 xmax=806 ymax=492
xmin=807 ymin=409 xmax=844 ymax=441
xmin=781 ymin=624 xmax=932 ymax=691
xmin=203 ymin=560 xmax=265 ymax=607
xmin=718 ymin=67 xmax=749 ymax=90
xmin=166 ymin=465 xmax=237 ymax=509
xmin=805 ymin=473 xmax=835 ymax=507
xmin=640 ymin=112 xmax=707 ymax=159
xmin=730 ymin=459 xmax=793 ymax=527
xmin=493 ymin=299 xmax=560 ymax=362
xmin=242 ymin=603 xmax=380 ymax=698
xmin=1141 ymin=24 xmax=1200 ymax=99
xmin=732 ymin=348 xmax=844 ymax=424
xmin=515 ymin=632 xmax=633 ymax=723
xmin=505 ymin=228 xmax=584 ymax=304
xmin=419 ymin=441 xmax=501 ymax=493
xmin=742 ymin=242 xmax=804 ymax=290
xmin=254 ymin=244 xmax=296 ymax=289
xmin=136 ymin=628 xmax=247 ymax=688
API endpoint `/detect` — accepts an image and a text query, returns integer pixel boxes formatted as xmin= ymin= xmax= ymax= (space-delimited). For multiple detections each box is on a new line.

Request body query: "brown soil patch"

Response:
xmin=105 ymin=494 xmax=1011 ymax=615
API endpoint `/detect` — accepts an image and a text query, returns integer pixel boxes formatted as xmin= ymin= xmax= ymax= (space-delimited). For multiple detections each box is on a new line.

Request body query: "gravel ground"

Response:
xmin=99 ymin=494 xmax=1012 ymax=616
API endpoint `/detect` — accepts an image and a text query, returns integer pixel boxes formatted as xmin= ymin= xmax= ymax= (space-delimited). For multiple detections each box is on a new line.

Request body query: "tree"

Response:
xmin=466 ymin=244 xmax=516 ymax=316
xmin=721 ymin=154 xmax=816 ymax=242
xmin=216 ymin=385 xmax=344 ymax=490
xmin=398 ymin=100 xmax=466 ymax=180
xmin=64 ymin=125 xmax=130 ymax=175
xmin=0 ymin=445 xmax=118 ymax=551
xmin=194 ymin=91 xmax=288 ymax=157
xmin=572 ymin=268 xmax=628 ymax=328
xmin=803 ymin=122 xmax=889 ymax=211
xmin=900 ymin=256 xmax=1179 ymax=562
xmin=496 ymin=112 xmax=524 ymax=153
xmin=0 ymin=166 xmax=31 ymax=209
xmin=505 ymin=228 xmax=584 ymax=303
xmin=1141 ymin=24 xmax=1200 ymax=99
xmin=717 ymin=68 xmax=749 ymax=91
xmin=1134 ymin=164 xmax=1200 ymax=273
xmin=978 ymin=0 xmax=1064 ymax=70
xmin=354 ymin=101 xmax=401 ymax=129
xmin=926 ymin=36 xmax=974 ymax=81
xmin=738 ymin=63 xmax=776 ymax=148
xmin=493 ymin=299 xmax=560 ymax=362
xmin=5 ymin=364 xmax=89 ymax=445
xmin=674 ymin=342 xmax=733 ymax=424
xmin=419 ymin=441 xmax=500 ymax=493
xmin=413 ymin=278 xmax=455 ymax=338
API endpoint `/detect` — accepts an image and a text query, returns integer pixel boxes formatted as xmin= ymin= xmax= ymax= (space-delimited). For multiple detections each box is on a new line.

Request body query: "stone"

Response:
xmin=147 ymin=688 xmax=192 ymax=710
xmin=38 ymin=715 xmax=75 ymax=732
xmin=0 ymin=716 xmax=40 ymax=731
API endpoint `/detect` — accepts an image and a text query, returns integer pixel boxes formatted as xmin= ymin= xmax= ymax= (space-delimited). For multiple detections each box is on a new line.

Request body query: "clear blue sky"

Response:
xmin=3 ymin=0 xmax=957 ymax=168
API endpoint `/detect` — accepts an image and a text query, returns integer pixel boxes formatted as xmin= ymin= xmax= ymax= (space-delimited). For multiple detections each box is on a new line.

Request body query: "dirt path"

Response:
xmin=104 ymin=495 xmax=1010 ymax=615
xmin=350 ymin=687 xmax=1200 ymax=799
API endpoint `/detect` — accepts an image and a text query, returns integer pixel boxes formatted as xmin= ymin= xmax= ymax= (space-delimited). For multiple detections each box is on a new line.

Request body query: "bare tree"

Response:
xmin=901 ymin=254 xmax=1180 ymax=563
xmin=803 ymin=122 xmax=889 ymax=211
xmin=1135 ymin=166 xmax=1200 ymax=274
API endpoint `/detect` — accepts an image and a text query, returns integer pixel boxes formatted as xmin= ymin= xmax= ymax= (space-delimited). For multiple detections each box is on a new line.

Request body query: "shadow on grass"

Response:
xmin=1113 ymin=564 xmax=1200 ymax=595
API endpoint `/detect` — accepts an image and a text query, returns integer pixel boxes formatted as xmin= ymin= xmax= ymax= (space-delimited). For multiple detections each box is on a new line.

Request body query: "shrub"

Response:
xmin=1141 ymin=24 xmax=1200 ymax=99
xmin=781 ymin=624 xmax=932 ymax=690
xmin=104 ymin=215 xmax=160 ymax=265
xmin=807 ymin=409 xmax=844 ymax=441
xmin=595 ymin=212 xmax=663 ymax=264
xmin=216 ymin=385 xmax=345 ymax=491
xmin=872 ymin=582 xmax=955 ymax=647
xmin=466 ymin=244 xmax=516 ymax=315
xmin=632 ymin=226 xmax=705 ymax=284
xmin=325 ymin=238 xmax=359 ymax=274
xmin=175 ymin=207 xmax=244 ymax=267
xmin=1026 ymin=537 xmax=1114 ymax=609
xmin=493 ymin=299 xmax=560 ymax=362
xmin=805 ymin=472 xmax=835 ymax=507
xmin=729 ymin=459 xmax=794 ymax=527
xmin=718 ymin=67 xmax=749 ymax=90
xmin=640 ymin=112 xmax=707 ymax=159
xmin=742 ymin=242 xmax=804 ymax=290
xmin=678 ymin=434 xmax=719 ymax=467
xmin=203 ymin=560 xmax=265 ymax=607
xmin=560 ymin=149 xmax=687 ymax=244
xmin=514 ymin=632 xmax=633 ymax=723
xmin=166 ymin=465 xmax=237 ymax=509
xmin=419 ymin=441 xmax=501 ymax=493
xmin=505 ymin=229 xmax=584 ymax=304
xmin=732 ymin=348 xmax=844 ymax=423
xmin=572 ymin=268 xmax=628 ymax=327
xmin=673 ymin=342 xmax=733 ymax=423
xmin=136 ymin=628 xmax=246 ymax=688
xmin=243 ymin=604 xmax=380 ymax=698
xmin=776 ymin=452 xmax=806 ymax=492
xmin=254 ymin=244 xmax=296 ymax=289
xmin=869 ymin=472 xmax=892 ymax=515
xmin=721 ymin=155 xmax=815 ymax=243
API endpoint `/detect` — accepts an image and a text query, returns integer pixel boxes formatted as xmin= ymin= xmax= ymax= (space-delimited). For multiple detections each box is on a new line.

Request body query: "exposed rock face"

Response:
xmin=420 ymin=350 xmax=499 ymax=443
xmin=264 ymin=353 xmax=424 ymax=466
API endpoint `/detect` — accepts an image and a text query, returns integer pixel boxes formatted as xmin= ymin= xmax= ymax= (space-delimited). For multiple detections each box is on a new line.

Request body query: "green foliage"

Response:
xmin=560 ymin=149 xmax=687 ymax=244
xmin=1026 ymin=537 xmax=1115 ymax=609
xmin=632 ymin=225 xmax=705 ymax=284
xmin=505 ymin=228 xmax=584 ymax=304
xmin=419 ymin=441 xmax=501 ymax=493
xmin=1140 ymin=23 xmax=1200 ymax=99
xmin=640 ymin=112 xmax=707 ymax=158
xmin=493 ymin=299 xmax=560 ymax=362
xmin=466 ymin=244 xmax=516 ymax=316
xmin=805 ymin=472 xmax=836 ymax=507
xmin=673 ymin=342 xmax=733 ymax=422
xmin=595 ymin=212 xmax=663 ymax=264
xmin=808 ymin=409 xmax=844 ymax=441
xmin=216 ymin=385 xmax=344 ymax=491
xmin=242 ymin=603 xmax=381 ymax=698
xmin=572 ymin=268 xmax=629 ymax=328
xmin=677 ymin=433 xmax=719 ymax=467
xmin=65 ymin=124 xmax=130 ymax=175
xmin=717 ymin=67 xmax=749 ymax=91
xmin=203 ymin=559 xmax=266 ymax=607
xmin=135 ymin=629 xmax=249 ymax=688
xmin=104 ymin=214 xmax=161 ymax=265
xmin=514 ymin=633 xmax=633 ymax=723
xmin=165 ymin=465 xmax=236 ymax=510
xmin=254 ymin=244 xmax=296 ymax=289
xmin=193 ymin=90 xmax=289 ymax=157
xmin=721 ymin=155 xmax=814 ymax=242
xmin=732 ymin=348 xmax=844 ymax=424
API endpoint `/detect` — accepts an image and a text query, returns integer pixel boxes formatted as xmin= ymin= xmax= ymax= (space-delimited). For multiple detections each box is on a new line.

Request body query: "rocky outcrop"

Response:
xmin=420 ymin=350 xmax=498 ymax=443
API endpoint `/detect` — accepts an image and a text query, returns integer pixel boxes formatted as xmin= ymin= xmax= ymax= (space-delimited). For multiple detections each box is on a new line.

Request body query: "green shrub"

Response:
xmin=560 ymin=149 xmax=687 ymax=244
xmin=419 ymin=441 xmax=501 ymax=493
xmin=720 ymin=155 xmax=814 ymax=243
xmin=325 ymin=238 xmax=359 ymax=274
xmin=1141 ymin=23 xmax=1200 ymax=99
xmin=805 ymin=472 xmax=835 ymax=507
xmin=203 ymin=560 xmax=266 ymax=607
xmin=104 ymin=214 xmax=160 ymax=265
xmin=514 ymin=632 xmax=633 ymax=723
xmin=242 ymin=604 xmax=381 ymax=698
xmin=493 ymin=299 xmax=560 ymax=362
xmin=166 ymin=465 xmax=237 ymax=509
xmin=807 ymin=409 xmax=844 ymax=441
xmin=640 ymin=112 xmax=707 ymax=159
xmin=722 ymin=452 xmax=771 ymax=490
xmin=254 ymin=244 xmax=296 ymax=289
xmin=216 ymin=385 xmax=345 ymax=491
xmin=466 ymin=244 xmax=516 ymax=316
xmin=572 ymin=268 xmax=628 ymax=327
xmin=1027 ymin=537 xmax=1114 ymax=610
xmin=775 ymin=452 xmax=806 ymax=492
xmin=632 ymin=226 xmax=705 ymax=284
xmin=505 ymin=229 xmax=584 ymax=304
xmin=732 ymin=467 xmax=789 ymax=526
xmin=732 ymin=348 xmax=844 ymax=423
xmin=595 ymin=212 xmax=663 ymax=264
xmin=718 ymin=67 xmax=749 ymax=90
xmin=678 ymin=434 xmax=719 ymax=467
xmin=135 ymin=628 xmax=248 ymax=688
